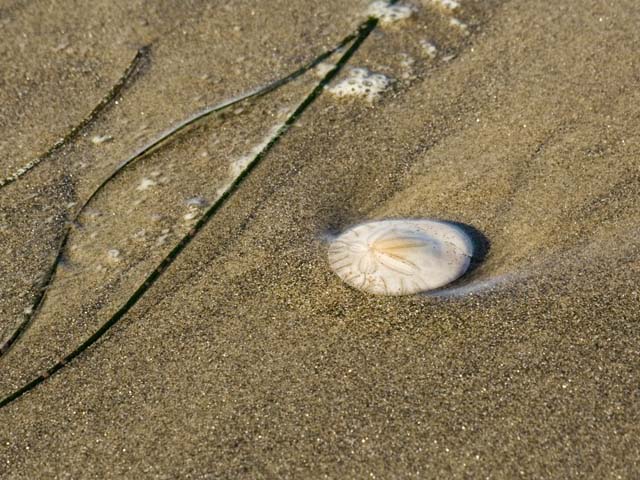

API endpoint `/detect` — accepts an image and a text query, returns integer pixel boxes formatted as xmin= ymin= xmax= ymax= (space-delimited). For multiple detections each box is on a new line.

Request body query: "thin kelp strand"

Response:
xmin=0 ymin=25 xmax=362 ymax=360
xmin=0 ymin=18 xmax=378 ymax=409
xmin=0 ymin=46 xmax=149 ymax=190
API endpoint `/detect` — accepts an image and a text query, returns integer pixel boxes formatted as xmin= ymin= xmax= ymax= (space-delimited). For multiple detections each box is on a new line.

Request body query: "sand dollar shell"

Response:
xmin=328 ymin=219 xmax=474 ymax=295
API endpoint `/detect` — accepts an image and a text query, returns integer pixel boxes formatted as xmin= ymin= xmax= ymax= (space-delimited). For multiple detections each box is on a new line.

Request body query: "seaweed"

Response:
xmin=0 ymin=46 xmax=149 ymax=189
xmin=0 ymin=17 xmax=379 ymax=409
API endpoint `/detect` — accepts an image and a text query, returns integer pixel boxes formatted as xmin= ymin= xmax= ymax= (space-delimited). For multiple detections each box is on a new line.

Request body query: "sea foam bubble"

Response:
xmin=328 ymin=67 xmax=393 ymax=102
xmin=367 ymin=1 xmax=415 ymax=24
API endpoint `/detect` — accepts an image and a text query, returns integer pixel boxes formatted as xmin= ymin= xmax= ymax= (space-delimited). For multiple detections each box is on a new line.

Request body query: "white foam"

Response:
xmin=185 ymin=196 xmax=208 ymax=208
xmin=400 ymin=54 xmax=415 ymax=68
xmin=155 ymin=233 xmax=170 ymax=246
xmin=449 ymin=17 xmax=469 ymax=35
xmin=367 ymin=1 xmax=415 ymax=24
xmin=399 ymin=54 xmax=416 ymax=80
xmin=428 ymin=0 xmax=460 ymax=12
xmin=229 ymin=124 xmax=283 ymax=179
xmin=230 ymin=155 xmax=252 ymax=179
xmin=136 ymin=177 xmax=157 ymax=191
xmin=132 ymin=229 xmax=147 ymax=241
xmin=328 ymin=67 xmax=394 ymax=102
xmin=314 ymin=62 xmax=336 ymax=78
xmin=420 ymin=39 xmax=438 ymax=58
xmin=91 ymin=134 xmax=113 ymax=145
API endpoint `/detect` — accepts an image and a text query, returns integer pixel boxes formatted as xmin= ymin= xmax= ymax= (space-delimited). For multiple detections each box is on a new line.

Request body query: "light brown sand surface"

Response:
xmin=1 ymin=0 xmax=639 ymax=478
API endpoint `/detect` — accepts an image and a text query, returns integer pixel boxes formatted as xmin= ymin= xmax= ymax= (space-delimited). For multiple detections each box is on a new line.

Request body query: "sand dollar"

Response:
xmin=328 ymin=219 xmax=474 ymax=295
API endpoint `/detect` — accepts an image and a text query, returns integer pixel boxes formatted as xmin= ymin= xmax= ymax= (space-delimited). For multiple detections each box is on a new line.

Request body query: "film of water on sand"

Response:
xmin=0 ymin=0 xmax=639 ymax=478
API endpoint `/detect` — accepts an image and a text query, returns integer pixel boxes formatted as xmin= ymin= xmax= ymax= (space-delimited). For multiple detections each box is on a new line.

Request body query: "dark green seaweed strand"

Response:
xmin=0 ymin=26 xmax=360 ymax=360
xmin=0 ymin=17 xmax=378 ymax=410
xmin=0 ymin=46 xmax=149 ymax=190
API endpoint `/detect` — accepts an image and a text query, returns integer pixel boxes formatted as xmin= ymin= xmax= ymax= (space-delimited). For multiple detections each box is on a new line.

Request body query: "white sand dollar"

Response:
xmin=328 ymin=219 xmax=474 ymax=295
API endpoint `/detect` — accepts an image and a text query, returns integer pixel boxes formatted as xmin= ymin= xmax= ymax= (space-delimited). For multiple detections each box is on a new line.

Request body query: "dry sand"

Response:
xmin=1 ymin=0 xmax=639 ymax=478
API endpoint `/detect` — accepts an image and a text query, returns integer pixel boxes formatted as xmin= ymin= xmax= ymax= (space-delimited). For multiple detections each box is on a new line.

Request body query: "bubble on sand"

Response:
xmin=183 ymin=211 xmax=198 ymax=221
xmin=137 ymin=178 xmax=158 ymax=191
xmin=230 ymin=155 xmax=252 ymax=178
xmin=183 ymin=197 xmax=208 ymax=222
xmin=91 ymin=134 xmax=113 ymax=145
xmin=367 ymin=1 xmax=415 ymax=24
xmin=420 ymin=39 xmax=438 ymax=58
xmin=314 ymin=62 xmax=336 ymax=78
xmin=132 ymin=229 xmax=147 ymax=241
xmin=400 ymin=54 xmax=415 ymax=68
xmin=85 ymin=208 xmax=103 ymax=219
xmin=155 ymin=233 xmax=170 ymax=246
xmin=328 ymin=67 xmax=394 ymax=102
xmin=328 ymin=219 xmax=473 ymax=295
xmin=229 ymin=124 xmax=283 ymax=178
xmin=399 ymin=54 xmax=416 ymax=79
xmin=185 ymin=197 xmax=209 ymax=208
xmin=428 ymin=0 xmax=460 ymax=12
xmin=449 ymin=17 xmax=469 ymax=35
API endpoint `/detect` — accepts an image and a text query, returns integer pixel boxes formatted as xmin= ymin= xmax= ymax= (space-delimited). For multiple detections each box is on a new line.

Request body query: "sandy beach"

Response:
xmin=1 ymin=0 xmax=639 ymax=477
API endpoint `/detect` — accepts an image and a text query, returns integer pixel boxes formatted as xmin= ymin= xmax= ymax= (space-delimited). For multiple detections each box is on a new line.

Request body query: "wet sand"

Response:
xmin=1 ymin=0 xmax=639 ymax=478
